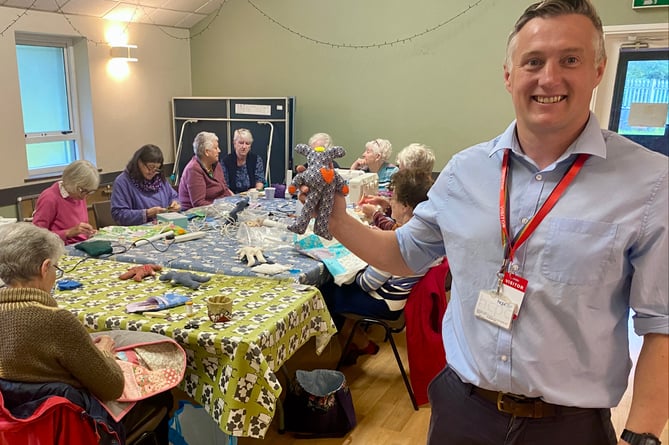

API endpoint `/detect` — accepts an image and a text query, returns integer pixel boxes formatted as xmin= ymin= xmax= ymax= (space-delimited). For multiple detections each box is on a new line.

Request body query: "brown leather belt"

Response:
xmin=472 ymin=386 xmax=585 ymax=418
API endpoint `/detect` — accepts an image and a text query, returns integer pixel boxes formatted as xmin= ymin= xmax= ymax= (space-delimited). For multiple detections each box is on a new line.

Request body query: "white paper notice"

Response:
xmin=235 ymin=103 xmax=271 ymax=116
xmin=628 ymin=102 xmax=669 ymax=128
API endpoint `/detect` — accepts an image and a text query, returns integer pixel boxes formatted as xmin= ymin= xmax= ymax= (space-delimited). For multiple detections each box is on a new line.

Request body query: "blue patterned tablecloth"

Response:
xmin=66 ymin=197 xmax=330 ymax=286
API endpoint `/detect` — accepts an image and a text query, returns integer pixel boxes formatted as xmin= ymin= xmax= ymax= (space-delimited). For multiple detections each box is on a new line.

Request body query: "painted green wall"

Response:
xmin=189 ymin=0 xmax=668 ymax=170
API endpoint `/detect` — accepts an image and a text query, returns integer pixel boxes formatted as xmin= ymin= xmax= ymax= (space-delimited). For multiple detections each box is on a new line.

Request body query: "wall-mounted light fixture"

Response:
xmin=110 ymin=44 xmax=138 ymax=62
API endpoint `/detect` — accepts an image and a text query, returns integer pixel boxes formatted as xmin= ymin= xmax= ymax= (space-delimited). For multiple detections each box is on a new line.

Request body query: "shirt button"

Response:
xmin=535 ymin=174 xmax=543 ymax=181
xmin=521 ymin=217 xmax=529 ymax=224
xmin=501 ymin=355 xmax=508 ymax=362
xmin=511 ymin=264 xmax=519 ymax=272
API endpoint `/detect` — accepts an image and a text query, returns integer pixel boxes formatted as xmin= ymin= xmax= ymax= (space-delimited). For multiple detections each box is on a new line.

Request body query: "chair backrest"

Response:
xmin=16 ymin=193 xmax=41 ymax=222
xmin=0 ymin=387 xmax=119 ymax=445
xmin=404 ymin=258 xmax=450 ymax=406
xmin=92 ymin=200 xmax=115 ymax=228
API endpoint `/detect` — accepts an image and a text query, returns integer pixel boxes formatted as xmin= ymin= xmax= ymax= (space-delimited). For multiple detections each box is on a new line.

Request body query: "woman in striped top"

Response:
xmin=321 ymin=169 xmax=435 ymax=363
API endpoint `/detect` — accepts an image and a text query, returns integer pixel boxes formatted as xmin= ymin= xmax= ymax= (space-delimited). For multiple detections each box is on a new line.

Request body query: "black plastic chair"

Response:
xmin=335 ymin=312 xmax=418 ymax=410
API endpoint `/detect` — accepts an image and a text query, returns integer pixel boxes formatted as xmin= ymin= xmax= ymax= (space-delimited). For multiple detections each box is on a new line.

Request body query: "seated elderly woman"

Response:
xmin=222 ymin=128 xmax=265 ymax=193
xmin=350 ymin=138 xmax=398 ymax=191
xmin=360 ymin=143 xmax=435 ymax=220
xmin=111 ymin=144 xmax=180 ymax=225
xmin=0 ymin=223 xmax=172 ymax=442
xmin=32 ymin=159 xmax=99 ymax=245
xmin=178 ymin=131 xmax=233 ymax=210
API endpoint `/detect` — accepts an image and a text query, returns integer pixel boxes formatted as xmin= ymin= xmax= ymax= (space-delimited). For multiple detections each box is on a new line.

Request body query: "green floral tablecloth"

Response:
xmin=55 ymin=256 xmax=337 ymax=438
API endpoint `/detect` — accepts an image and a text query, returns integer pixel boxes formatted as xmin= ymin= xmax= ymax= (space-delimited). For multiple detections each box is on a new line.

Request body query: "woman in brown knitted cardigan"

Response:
xmin=0 ymin=223 xmax=125 ymax=401
xmin=0 ymin=222 xmax=176 ymax=442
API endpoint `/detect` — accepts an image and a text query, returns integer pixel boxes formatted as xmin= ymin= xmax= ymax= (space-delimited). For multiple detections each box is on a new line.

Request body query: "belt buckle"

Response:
xmin=496 ymin=392 xmax=515 ymax=414
xmin=496 ymin=392 xmax=536 ymax=417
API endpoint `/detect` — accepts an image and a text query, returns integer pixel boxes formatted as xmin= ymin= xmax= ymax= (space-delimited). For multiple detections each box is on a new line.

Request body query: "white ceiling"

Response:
xmin=0 ymin=0 xmax=224 ymax=29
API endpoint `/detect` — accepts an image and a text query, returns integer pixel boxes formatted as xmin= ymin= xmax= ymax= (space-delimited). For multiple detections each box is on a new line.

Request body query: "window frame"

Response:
xmin=15 ymin=32 xmax=83 ymax=177
xmin=607 ymin=47 xmax=668 ymax=156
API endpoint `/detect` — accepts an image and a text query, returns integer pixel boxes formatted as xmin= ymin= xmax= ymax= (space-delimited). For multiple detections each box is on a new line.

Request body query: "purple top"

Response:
xmin=111 ymin=171 xmax=178 ymax=226
xmin=178 ymin=156 xmax=232 ymax=211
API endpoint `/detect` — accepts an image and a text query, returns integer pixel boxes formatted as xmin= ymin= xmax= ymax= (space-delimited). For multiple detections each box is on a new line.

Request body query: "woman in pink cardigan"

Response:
xmin=32 ymin=160 xmax=100 ymax=245
xmin=178 ymin=131 xmax=233 ymax=210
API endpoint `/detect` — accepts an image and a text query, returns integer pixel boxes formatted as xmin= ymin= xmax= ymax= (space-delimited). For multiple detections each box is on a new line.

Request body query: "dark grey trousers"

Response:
xmin=426 ymin=367 xmax=617 ymax=445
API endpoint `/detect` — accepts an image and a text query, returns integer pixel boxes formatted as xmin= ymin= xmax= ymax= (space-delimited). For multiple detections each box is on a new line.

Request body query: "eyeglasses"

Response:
xmin=141 ymin=161 xmax=162 ymax=172
xmin=77 ymin=187 xmax=96 ymax=196
xmin=53 ymin=264 xmax=64 ymax=279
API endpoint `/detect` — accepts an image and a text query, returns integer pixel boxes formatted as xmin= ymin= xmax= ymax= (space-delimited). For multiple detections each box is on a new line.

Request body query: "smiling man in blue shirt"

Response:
xmin=326 ymin=1 xmax=668 ymax=444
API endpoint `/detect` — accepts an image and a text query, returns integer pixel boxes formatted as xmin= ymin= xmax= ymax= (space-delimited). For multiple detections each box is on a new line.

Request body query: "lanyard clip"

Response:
xmin=496 ymin=259 xmax=509 ymax=295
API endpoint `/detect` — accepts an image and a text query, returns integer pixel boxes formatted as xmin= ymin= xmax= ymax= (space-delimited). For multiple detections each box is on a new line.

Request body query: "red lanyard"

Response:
xmin=499 ymin=150 xmax=589 ymax=266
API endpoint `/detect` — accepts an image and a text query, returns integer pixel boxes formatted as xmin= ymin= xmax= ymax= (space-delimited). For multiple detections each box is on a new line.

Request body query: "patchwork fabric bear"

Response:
xmin=288 ymin=144 xmax=348 ymax=240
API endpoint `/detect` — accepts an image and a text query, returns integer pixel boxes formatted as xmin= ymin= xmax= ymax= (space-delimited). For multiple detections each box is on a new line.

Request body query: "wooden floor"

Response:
xmin=239 ymin=318 xmax=668 ymax=445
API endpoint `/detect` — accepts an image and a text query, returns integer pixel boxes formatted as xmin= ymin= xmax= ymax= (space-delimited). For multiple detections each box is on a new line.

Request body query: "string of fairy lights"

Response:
xmin=0 ymin=0 xmax=487 ymax=49
xmin=246 ymin=0 xmax=487 ymax=49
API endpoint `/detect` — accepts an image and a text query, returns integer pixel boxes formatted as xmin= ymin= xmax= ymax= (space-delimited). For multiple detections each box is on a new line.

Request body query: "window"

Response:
xmin=15 ymin=33 xmax=82 ymax=176
xmin=608 ymin=47 xmax=669 ymax=156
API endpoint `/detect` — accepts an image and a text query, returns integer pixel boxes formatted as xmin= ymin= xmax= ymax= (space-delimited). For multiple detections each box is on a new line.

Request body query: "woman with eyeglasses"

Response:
xmin=32 ymin=159 xmax=99 ymax=245
xmin=178 ymin=131 xmax=233 ymax=211
xmin=111 ymin=144 xmax=180 ymax=226
xmin=221 ymin=128 xmax=265 ymax=194
xmin=0 ymin=222 xmax=173 ymax=443
xmin=350 ymin=138 xmax=398 ymax=191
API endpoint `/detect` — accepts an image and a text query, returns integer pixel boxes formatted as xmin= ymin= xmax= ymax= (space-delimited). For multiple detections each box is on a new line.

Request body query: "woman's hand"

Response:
xmin=66 ymin=222 xmax=96 ymax=239
xmin=94 ymin=335 xmax=116 ymax=357
xmin=358 ymin=195 xmax=389 ymax=209
xmin=351 ymin=158 xmax=366 ymax=170
xmin=360 ymin=204 xmax=381 ymax=221
xmin=167 ymin=201 xmax=181 ymax=212
xmin=146 ymin=206 xmax=167 ymax=219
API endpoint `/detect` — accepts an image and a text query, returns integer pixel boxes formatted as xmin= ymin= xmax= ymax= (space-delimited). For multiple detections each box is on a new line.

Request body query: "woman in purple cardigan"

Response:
xmin=178 ymin=131 xmax=233 ymax=210
xmin=111 ymin=144 xmax=180 ymax=226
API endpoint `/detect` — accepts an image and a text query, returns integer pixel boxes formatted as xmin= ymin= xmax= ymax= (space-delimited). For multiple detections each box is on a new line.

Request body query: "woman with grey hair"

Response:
xmin=0 ymin=222 xmax=123 ymax=402
xmin=395 ymin=143 xmax=435 ymax=175
xmin=350 ymin=138 xmax=398 ymax=191
xmin=32 ymin=159 xmax=99 ymax=245
xmin=221 ymin=128 xmax=265 ymax=194
xmin=0 ymin=222 xmax=173 ymax=442
xmin=178 ymin=131 xmax=233 ymax=210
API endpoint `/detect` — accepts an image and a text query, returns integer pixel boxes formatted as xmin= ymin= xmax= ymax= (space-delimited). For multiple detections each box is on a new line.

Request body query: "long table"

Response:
xmin=65 ymin=196 xmax=330 ymax=286
xmin=55 ymin=255 xmax=337 ymax=438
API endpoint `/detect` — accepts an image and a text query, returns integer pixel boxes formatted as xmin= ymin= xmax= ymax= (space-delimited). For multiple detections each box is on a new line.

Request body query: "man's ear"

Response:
xmin=503 ymin=65 xmax=512 ymax=93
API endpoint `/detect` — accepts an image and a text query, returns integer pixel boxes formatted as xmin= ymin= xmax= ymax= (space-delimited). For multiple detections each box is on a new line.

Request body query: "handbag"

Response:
xmin=283 ymin=369 xmax=356 ymax=438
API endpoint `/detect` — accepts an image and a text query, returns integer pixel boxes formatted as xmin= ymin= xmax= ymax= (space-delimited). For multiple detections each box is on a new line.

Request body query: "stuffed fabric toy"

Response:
xmin=159 ymin=271 xmax=211 ymax=290
xmin=119 ymin=264 xmax=163 ymax=282
xmin=288 ymin=144 xmax=348 ymax=240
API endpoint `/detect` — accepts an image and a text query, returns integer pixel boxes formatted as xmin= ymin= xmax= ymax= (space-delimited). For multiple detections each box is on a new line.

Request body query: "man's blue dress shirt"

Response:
xmin=396 ymin=114 xmax=668 ymax=408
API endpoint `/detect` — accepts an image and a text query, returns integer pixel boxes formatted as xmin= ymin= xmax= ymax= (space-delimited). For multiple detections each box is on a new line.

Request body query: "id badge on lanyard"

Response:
xmin=474 ymin=150 xmax=588 ymax=330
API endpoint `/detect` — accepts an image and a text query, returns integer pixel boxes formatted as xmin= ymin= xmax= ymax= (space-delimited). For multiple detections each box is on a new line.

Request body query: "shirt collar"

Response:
xmin=489 ymin=112 xmax=607 ymax=167
xmin=58 ymin=181 xmax=71 ymax=199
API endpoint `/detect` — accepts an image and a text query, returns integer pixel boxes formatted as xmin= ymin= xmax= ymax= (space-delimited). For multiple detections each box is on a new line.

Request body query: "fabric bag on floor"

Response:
xmin=283 ymin=369 xmax=356 ymax=437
